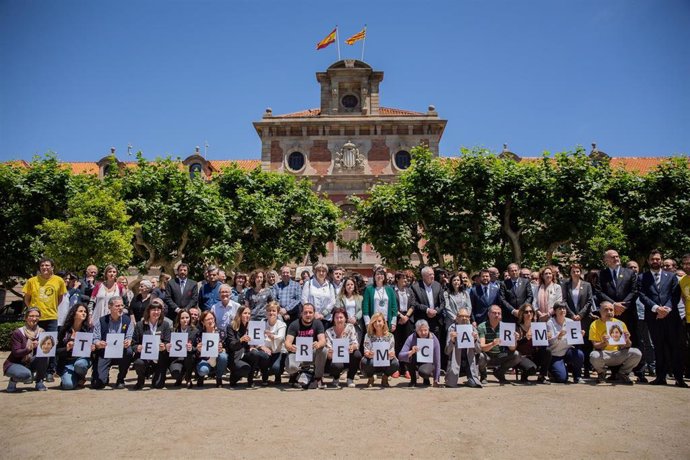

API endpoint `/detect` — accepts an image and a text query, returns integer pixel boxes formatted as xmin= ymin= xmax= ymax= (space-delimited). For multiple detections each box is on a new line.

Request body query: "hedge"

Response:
xmin=0 ymin=322 xmax=24 ymax=351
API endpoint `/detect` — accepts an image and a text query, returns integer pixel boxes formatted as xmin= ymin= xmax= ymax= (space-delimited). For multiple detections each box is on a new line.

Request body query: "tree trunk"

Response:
xmin=546 ymin=240 xmax=567 ymax=264
xmin=502 ymin=199 xmax=523 ymax=265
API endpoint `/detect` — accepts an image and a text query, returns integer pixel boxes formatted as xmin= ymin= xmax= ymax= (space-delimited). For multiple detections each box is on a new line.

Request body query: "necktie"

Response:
xmin=483 ymin=286 xmax=488 ymax=299
xmin=654 ymin=272 xmax=660 ymax=288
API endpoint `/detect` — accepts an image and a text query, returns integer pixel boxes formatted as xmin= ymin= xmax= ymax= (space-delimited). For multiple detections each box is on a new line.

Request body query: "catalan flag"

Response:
xmin=316 ymin=28 xmax=337 ymax=50
xmin=345 ymin=27 xmax=366 ymax=45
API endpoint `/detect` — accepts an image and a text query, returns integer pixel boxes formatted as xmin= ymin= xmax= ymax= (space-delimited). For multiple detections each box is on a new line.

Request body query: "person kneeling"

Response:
xmin=399 ymin=320 xmax=441 ymax=387
xmin=131 ymin=299 xmax=170 ymax=390
xmin=325 ymin=307 xmax=361 ymax=388
xmin=361 ymin=313 xmax=399 ymax=387
xmin=589 ymin=301 xmax=642 ymax=385
xmin=284 ymin=303 xmax=328 ymax=390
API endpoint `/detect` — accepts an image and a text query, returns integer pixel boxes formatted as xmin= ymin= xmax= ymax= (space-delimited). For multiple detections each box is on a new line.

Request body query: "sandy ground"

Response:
xmin=0 ymin=352 xmax=688 ymax=460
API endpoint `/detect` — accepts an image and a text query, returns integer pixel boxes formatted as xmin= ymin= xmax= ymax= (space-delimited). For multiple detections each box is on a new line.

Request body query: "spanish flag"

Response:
xmin=345 ymin=27 xmax=366 ymax=45
xmin=316 ymin=28 xmax=337 ymax=50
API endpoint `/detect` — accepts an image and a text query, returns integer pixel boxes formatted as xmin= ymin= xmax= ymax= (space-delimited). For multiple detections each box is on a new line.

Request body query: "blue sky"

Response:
xmin=1 ymin=0 xmax=688 ymax=162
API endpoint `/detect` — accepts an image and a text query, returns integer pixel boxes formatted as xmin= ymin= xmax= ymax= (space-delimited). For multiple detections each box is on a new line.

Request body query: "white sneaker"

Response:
xmin=332 ymin=377 xmax=340 ymax=388
xmin=346 ymin=378 xmax=355 ymax=388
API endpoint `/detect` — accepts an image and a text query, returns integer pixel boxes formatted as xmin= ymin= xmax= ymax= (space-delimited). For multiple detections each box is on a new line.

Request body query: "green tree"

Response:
xmin=36 ymin=183 xmax=134 ymax=272
xmin=0 ymin=154 xmax=71 ymax=293
xmin=120 ymin=154 xmax=231 ymax=277
xmin=216 ymin=165 xmax=342 ymax=270
xmin=609 ymin=157 xmax=690 ymax=264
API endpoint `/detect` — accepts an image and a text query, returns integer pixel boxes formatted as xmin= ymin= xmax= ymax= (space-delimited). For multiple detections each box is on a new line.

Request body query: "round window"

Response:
xmin=287 ymin=151 xmax=306 ymax=171
xmin=341 ymin=94 xmax=358 ymax=108
xmin=394 ymin=150 xmax=411 ymax=170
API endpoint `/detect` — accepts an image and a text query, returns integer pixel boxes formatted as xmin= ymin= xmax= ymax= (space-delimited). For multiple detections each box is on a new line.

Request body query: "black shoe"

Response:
xmin=649 ymin=379 xmax=667 ymax=386
xmin=466 ymin=379 xmax=481 ymax=388
xmin=675 ymin=381 xmax=689 ymax=388
xmin=422 ymin=378 xmax=431 ymax=386
xmin=196 ymin=378 xmax=204 ymax=387
xmin=493 ymin=369 xmax=509 ymax=385
xmin=648 ymin=369 xmax=656 ymax=377
xmin=91 ymin=380 xmax=106 ymax=390
xmin=637 ymin=375 xmax=648 ymax=384
xmin=606 ymin=374 xmax=618 ymax=382
xmin=216 ymin=378 xmax=223 ymax=388
xmin=134 ymin=382 xmax=144 ymax=390
xmin=408 ymin=380 xmax=417 ymax=387
xmin=114 ymin=381 xmax=126 ymax=390
xmin=274 ymin=376 xmax=282 ymax=385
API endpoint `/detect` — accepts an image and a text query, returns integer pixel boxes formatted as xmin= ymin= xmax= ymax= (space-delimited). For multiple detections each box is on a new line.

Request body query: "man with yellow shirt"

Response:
xmin=23 ymin=257 xmax=67 ymax=381
xmin=589 ymin=301 xmax=642 ymax=385
xmin=681 ymin=254 xmax=690 ymax=378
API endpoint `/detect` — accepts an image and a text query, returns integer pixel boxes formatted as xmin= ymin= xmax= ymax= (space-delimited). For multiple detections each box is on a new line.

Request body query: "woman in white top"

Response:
xmin=325 ymin=307 xmax=361 ymax=388
xmin=259 ymin=301 xmax=286 ymax=385
xmin=533 ymin=266 xmax=562 ymax=322
xmin=546 ymin=302 xmax=585 ymax=383
xmin=335 ymin=276 xmax=364 ymax=343
xmin=88 ymin=265 xmax=127 ymax=326
xmin=301 ymin=263 xmax=335 ymax=329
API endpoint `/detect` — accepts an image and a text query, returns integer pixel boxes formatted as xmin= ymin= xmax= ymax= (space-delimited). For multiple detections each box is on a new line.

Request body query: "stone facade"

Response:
xmin=252 ymin=59 xmax=447 ymax=273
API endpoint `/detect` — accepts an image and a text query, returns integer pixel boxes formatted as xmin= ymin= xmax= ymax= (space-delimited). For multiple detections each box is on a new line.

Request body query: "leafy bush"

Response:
xmin=0 ymin=322 xmax=23 ymax=351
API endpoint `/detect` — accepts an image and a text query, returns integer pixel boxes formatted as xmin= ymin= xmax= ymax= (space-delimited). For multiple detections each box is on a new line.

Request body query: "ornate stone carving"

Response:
xmin=335 ymin=140 xmax=364 ymax=170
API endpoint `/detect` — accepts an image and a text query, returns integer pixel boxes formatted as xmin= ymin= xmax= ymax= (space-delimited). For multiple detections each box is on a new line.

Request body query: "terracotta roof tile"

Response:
xmin=209 ymin=160 xmax=261 ymax=171
xmin=274 ymin=106 xmax=425 ymax=118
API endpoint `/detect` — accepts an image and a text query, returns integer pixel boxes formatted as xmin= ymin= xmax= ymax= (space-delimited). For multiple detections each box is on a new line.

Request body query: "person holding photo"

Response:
xmin=4 ymin=308 xmax=48 ymax=392
xmin=56 ymin=304 xmax=94 ymax=390
xmin=589 ymin=301 xmax=642 ymax=385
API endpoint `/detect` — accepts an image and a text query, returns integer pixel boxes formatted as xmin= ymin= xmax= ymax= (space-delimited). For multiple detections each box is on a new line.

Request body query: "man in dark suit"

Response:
xmin=410 ymin=266 xmax=445 ymax=337
xmin=500 ymin=263 xmax=533 ymax=323
xmin=595 ymin=249 xmax=644 ymax=381
xmin=637 ymin=249 xmax=686 ymax=387
xmin=164 ymin=263 xmax=199 ymax=321
xmin=470 ymin=269 xmax=501 ymax=326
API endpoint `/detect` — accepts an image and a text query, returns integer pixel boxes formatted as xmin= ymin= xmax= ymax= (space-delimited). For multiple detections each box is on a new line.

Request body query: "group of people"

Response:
xmin=5 ymin=248 xmax=690 ymax=392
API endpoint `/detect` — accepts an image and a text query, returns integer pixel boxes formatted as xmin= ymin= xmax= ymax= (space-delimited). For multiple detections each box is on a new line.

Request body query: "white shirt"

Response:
xmin=302 ymin=278 xmax=335 ymax=320
xmin=211 ymin=299 xmax=241 ymax=331
xmin=424 ymin=283 xmax=435 ymax=309
xmin=374 ymin=287 xmax=389 ymax=319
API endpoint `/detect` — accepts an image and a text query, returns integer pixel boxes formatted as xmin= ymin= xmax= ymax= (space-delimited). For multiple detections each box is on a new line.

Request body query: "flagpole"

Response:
xmin=336 ymin=25 xmax=341 ymax=60
xmin=361 ymin=25 xmax=367 ymax=61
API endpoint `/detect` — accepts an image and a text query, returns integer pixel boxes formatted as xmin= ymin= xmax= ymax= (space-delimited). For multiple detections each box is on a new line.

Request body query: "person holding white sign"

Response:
xmin=259 ymin=302 xmax=286 ymax=385
xmin=477 ymin=306 xmax=521 ymax=385
xmin=445 ymin=308 xmax=482 ymax=388
xmin=546 ymin=302 xmax=585 ymax=383
xmin=91 ymin=296 xmax=133 ymax=390
xmin=361 ymin=313 xmax=398 ymax=387
xmin=226 ymin=306 xmax=269 ymax=387
xmin=284 ymin=303 xmax=327 ymax=390
xmin=131 ymin=300 xmax=171 ymax=389
xmin=399 ymin=319 xmax=441 ymax=387
xmin=515 ymin=304 xmax=552 ymax=384
xmin=325 ymin=307 xmax=361 ymax=388
xmin=4 ymin=308 xmax=49 ymax=392
xmin=167 ymin=309 xmax=198 ymax=388
xmin=56 ymin=304 xmax=94 ymax=390
xmin=589 ymin=301 xmax=641 ymax=385
xmin=194 ymin=310 xmax=229 ymax=387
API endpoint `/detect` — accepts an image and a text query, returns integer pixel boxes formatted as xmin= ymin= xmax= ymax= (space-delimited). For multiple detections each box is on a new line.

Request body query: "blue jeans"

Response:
xmin=550 ymin=348 xmax=585 ymax=383
xmin=6 ymin=358 xmax=48 ymax=383
xmin=196 ymin=352 xmax=229 ymax=379
xmin=38 ymin=319 xmax=58 ymax=373
xmin=60 ymin=358 xmax=91 ymax=390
